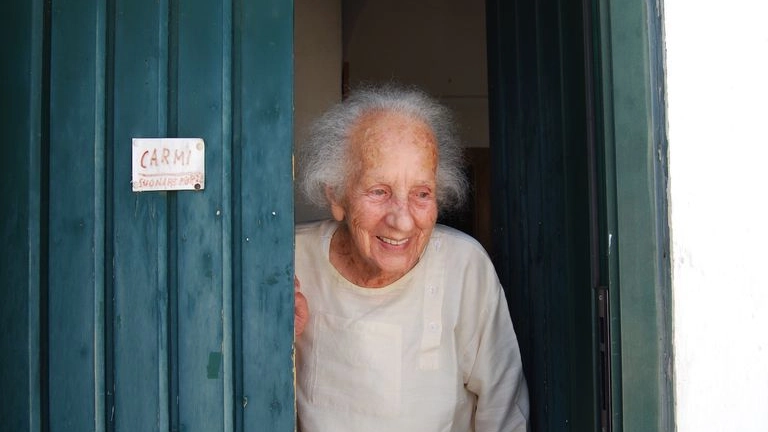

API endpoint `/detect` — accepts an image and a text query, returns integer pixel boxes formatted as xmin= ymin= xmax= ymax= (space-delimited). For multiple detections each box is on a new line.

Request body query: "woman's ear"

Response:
xmin=325 ymin=186 xmax=345 ymax=221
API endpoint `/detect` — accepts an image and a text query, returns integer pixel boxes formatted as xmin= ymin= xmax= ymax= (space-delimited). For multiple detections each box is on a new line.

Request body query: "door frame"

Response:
xmin=595 ymin=0 xmax=675 ymax=430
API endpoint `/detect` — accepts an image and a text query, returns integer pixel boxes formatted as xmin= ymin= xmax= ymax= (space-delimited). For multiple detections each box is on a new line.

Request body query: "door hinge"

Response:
xmin=597 ymin=286 xmax=612 ymax=432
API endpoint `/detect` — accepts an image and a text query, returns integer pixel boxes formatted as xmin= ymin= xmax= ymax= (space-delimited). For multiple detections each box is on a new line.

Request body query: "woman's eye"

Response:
xmin=370 ymin=189 xmax=388 ymax=197
xmin=414 ymin=190 xmax=432 ymax=200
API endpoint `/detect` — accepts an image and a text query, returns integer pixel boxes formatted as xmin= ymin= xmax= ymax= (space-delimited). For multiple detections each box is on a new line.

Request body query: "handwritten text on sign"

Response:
xmin=132 ymin=138 xmax=205 ymax=192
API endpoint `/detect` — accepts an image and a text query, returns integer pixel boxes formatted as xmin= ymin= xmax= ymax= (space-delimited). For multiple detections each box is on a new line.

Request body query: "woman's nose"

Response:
xmin=384 ymin=198 xmax=415 ymax=232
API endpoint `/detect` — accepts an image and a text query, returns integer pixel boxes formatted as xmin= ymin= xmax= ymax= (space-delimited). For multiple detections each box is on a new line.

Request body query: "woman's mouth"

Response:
xmin=378 ymin=236 xmax=409 ymax=246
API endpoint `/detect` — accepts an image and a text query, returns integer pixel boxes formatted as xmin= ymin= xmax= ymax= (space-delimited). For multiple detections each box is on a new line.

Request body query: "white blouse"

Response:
xmin=295 ymin=220 xmax=529 ymax=432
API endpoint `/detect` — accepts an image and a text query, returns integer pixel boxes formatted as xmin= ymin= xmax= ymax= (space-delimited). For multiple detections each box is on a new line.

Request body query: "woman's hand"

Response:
xmin=294 ymin=276 xmax=309 ymax=337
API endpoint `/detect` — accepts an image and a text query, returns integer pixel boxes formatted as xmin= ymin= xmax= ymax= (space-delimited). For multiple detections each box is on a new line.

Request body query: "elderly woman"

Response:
xmin=293 ymin=84 xmax=529 ymax=432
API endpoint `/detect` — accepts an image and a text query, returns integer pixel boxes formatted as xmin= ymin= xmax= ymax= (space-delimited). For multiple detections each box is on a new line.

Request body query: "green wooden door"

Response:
xmin=485 ymin=0 xmax=674 ymax=431
xmin=486 ymin=0 xmax=600 ymax=430
xmin=2 ymin=1 xmax=295 ymax=431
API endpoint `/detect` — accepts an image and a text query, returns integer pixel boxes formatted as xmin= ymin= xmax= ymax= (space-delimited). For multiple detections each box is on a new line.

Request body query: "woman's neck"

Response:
xmin=329 ymin=224 xmax=404 ymax=288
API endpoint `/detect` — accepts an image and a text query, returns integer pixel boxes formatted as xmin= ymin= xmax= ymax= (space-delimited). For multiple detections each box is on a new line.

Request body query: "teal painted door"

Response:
xmin=2 ymin=1 xmax=295 ymax=431
xmin=485 ymin=0 xmax=674 ymax=431
xmin=486 ymin=0 xmax=599 ymax=430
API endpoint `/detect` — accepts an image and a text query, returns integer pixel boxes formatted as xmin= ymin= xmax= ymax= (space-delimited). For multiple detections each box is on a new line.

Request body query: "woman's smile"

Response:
xmin=377 ymin=235 xmax=409 ymax=246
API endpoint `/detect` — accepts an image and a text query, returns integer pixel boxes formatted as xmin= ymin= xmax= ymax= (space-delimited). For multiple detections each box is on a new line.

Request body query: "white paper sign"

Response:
xmin=132 ymin=138 xmax=205 ymax=192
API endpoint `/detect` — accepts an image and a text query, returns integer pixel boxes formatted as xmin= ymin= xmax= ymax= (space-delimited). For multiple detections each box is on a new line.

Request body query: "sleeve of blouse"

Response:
xmin=463 ymin=278 xmax=530 ymax=432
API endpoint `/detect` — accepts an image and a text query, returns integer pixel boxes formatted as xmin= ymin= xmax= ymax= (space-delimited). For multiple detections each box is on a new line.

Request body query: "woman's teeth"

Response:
xmin=378 ymin=236 xmax=408 ymax=246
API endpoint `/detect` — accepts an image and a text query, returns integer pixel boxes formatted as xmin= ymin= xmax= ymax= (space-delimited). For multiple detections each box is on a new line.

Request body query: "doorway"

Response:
xmin=295 ymin=0 xmax=602 ymax=431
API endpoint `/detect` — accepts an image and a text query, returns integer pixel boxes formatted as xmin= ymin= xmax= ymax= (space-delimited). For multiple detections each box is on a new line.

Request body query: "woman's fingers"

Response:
xmin=294 ymin=276 xmax=309 ymax=337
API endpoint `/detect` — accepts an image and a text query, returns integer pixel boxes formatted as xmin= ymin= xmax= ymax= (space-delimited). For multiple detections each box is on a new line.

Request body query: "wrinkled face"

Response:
xmin=329 ymin=110 xmax=439 ymax=286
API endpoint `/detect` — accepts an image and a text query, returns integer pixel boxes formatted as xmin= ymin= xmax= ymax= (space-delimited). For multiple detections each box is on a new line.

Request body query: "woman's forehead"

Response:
xmin=349 ymin=111 xmax=437 ymax=156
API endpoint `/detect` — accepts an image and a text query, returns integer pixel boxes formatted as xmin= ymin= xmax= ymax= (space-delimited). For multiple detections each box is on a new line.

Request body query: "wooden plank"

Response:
xmin=174 ymin=1 xmax=232 ymax=431
xmin=110 ymin=0 xmax=171 ymax=430
xmin=0 ymin=1 xmax=44 ymax=431
xmin=235 ymin=1 xmax=295 ymax=430
xmin=47 ymin=0 xmax=107 ymax=430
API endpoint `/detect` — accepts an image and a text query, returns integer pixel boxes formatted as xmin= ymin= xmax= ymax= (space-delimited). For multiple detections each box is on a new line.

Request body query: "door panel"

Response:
xmin=486 ymin=0 xmax=598 ymax=430
xmin=174 ymin=1 xmax=231 ymax=430
xmin=111 ymin=1 xmax=171 ymax=431
xmin=0 ymin=1 xmax=45 ymax=430
xmin=48 ymin=0 xmax=107 ymax=429
xmin=2 ymin=1 xmax=295 ymax=431
xmin=235 ymin=1 xmax=296 ymax=430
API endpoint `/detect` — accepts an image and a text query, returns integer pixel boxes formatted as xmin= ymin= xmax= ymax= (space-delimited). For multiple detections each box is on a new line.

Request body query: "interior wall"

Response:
xmin=665 ymin=1 xmax=768 ymax=431
xmin=294 ymin=0 xmax=342 ymax=223
xmin=343 ymin=0 xmax=489 ymax=149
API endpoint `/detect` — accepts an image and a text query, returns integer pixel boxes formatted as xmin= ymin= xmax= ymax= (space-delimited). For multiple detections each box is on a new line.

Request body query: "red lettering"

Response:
xmin=174 ymin=149 xmax=190 ymax=165
xmin=141 ymin=150 xmax=149 ymax=168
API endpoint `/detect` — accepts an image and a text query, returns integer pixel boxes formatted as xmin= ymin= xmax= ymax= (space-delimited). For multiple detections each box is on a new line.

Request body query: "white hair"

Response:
xmin=298 ymin=83 xmax=468 ymax=213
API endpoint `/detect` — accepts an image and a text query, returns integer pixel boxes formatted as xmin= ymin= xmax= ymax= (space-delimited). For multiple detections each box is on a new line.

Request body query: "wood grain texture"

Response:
xmin=47 ymin=0 xmax=107 ymax=430
xmin=110 ymin=0 xmax=171 ymax=430
xmin=234 ymin=1 xmax=296 ymax=431
xmin=9 ymin=1 xmax=295 ymax=431
xmin=0 ymin=1 xmax=44 ymax=431
xmin=487 ymin=0 xmax=597 ymax=430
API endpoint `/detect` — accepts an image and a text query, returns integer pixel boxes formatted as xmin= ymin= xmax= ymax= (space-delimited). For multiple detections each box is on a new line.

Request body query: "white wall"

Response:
xmin=664 ymin=2 xmax=768 ymax=430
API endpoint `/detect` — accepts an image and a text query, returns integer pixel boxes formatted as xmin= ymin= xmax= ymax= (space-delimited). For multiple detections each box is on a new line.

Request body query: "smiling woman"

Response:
xmin=293 ymin=84 xmax=529 ymax=432
xmin=326 ymin=109 xmax=439 ymax=288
